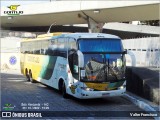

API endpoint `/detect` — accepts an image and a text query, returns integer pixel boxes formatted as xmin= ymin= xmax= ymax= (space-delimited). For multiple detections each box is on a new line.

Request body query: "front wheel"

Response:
xmin=62 ymin=82 xmax=69 ymax=98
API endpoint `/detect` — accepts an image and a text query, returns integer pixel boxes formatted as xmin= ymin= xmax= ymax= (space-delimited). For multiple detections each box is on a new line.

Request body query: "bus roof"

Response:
xmin=51 ymin=33 xmax=120 ymax=40
xmin=21 ymin=32 xmax=69 ymax=42
xmin=21 ymin=33 xmax=120 ymax=42
xmin=37 ymin=32 xmax=69 ymax=38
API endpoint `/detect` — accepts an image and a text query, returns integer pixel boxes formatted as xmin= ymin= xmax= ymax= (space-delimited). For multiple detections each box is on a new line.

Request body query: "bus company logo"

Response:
xmin=9 ymin=56 xmax=17 ymax=65
xmin=4 ymin=5 xmax=23 ymax=16
xmin=3 ymin=103 xmax=15 ymax=111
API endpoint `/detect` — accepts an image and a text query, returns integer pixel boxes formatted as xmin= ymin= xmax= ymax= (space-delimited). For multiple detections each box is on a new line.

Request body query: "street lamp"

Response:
xmin=47 ymin=22 xmax=56 ymax=34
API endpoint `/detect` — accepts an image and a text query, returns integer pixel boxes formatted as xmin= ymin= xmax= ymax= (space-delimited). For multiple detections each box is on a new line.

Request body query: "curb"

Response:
xmin=124 ymin=92 xmax=159 ymax=120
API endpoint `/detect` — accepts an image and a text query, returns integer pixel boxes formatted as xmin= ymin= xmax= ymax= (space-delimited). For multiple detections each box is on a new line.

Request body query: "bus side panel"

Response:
xmin=38 ymin=55 xmax=57 ymax=80
xmin=37 ymin=56 xmax=67 ymax=90
xmin=23 ymin=54 xmax=45 ymax=80
xmin=53 ymin=57 xmax=68 ymax=89
xmin=22 ymin=54 xmax=63 ymax=89
xmin=23 ymin=54 xmax=57 ymax=81
xmin=20 ymin=53 xmax=25 ymax=75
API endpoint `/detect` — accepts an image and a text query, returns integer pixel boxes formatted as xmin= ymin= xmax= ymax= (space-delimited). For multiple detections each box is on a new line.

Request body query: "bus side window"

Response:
xmin=37 ymin=41 xmax=41 ymax=54
xmin=30 ymin=41 xmax=35 ymax=54
xmin=67 ymin=38 xmax=78 ymax=79
xmin=68 ymin=38 xmax=77 ymax=58
xmin=73 ymin=53 xmax=79 ymax=79
xmin=68 ymin=38 xmax=77 ymax=50
xmin=21 ymin=43 xmax=24 ymax=53
xmin=41 ymin=40 xmax=49 ymax=55
xmin=24 ymin=42 xmax=30 ymax=53
xmin=33 ymin=41 xmax=41 ymax=54
xmin=40 ymin=49 xmax=45 ymax=55
xmin=57 ymin=38 xmax=67 ymax=57
xmin=46 ymin=39 xmax=58 ymax=56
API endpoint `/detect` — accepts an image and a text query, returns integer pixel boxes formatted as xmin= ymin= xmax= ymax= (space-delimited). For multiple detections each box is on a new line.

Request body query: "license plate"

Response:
xmin=102 ymin=93 xmax=110 ymax=96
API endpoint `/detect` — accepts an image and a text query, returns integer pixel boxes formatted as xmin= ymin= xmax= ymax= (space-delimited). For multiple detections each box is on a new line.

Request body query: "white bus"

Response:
xmin=21 ymin=33 xmax=126 ymax=99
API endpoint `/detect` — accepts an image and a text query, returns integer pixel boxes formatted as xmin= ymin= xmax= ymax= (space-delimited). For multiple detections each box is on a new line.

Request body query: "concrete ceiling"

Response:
xmin=1 ymin=1 xmax=159 ymax=28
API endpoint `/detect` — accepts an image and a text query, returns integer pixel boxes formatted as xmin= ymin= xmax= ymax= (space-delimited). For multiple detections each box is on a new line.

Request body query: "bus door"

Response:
xmin=55 ymin=38 xmax=68 ymax=86
xmin=56 ymin=58 xmax=67 ymax=80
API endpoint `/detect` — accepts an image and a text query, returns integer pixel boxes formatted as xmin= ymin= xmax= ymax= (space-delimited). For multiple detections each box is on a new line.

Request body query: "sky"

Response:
xmin=1 ymin=0 xmax=51 ymax=7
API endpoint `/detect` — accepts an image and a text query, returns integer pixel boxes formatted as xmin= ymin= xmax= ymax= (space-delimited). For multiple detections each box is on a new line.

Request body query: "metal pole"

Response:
xmin=47 ymin=22 xmax=56 ymax=34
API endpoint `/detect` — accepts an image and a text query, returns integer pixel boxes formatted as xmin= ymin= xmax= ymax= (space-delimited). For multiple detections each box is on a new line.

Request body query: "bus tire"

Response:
xmin=29 ymin=70 xmax=35 ymax=83
xmin=58 ymin=79 xmax=63 ymax=93
xmin=62 ymin=81 xmax=69 ymax=98
xmin=25 ymin=69 xmax=30 ymax=81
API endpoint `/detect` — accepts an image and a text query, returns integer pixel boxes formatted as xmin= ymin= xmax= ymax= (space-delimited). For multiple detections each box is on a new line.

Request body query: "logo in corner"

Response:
xmin=4 ymin=5 xmax=23 ymax=16
xmin=8 ymin=5 xmax=20 ymax=11
xmin=3 ymin=103 xmax=16 ymax=111
xmin=9 ymin=56 xmax=17 ymax=65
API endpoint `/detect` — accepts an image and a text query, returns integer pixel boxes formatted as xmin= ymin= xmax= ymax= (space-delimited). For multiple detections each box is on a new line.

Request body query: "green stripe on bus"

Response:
xmin=39 ymin=56 xmax=57 ymax=80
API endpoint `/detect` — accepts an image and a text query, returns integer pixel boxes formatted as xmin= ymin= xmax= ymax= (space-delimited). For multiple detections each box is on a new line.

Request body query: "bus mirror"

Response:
xmin=77 ymin=50 xmax=84 ymax=68
xmin=124 ymin=50 xmax=127 ymax=54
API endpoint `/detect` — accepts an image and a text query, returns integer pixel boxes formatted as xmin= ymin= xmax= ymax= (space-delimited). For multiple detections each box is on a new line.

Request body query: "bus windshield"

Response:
xmin=78 ymin=38 xmax=125 ymax=82
xmin=78 ymin=38 xmax=123 ymax=52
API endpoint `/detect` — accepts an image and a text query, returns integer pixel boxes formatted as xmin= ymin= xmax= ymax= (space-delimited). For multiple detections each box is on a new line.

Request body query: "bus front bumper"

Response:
xmin=77 ymin=88 xmax=126 ymax=99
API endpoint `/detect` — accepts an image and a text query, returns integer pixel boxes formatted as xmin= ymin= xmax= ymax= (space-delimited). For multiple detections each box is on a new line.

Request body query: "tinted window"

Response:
xmin=47 ymin=38 xmax=67 ymax=57
xmin=68 ymin=38 xmax=77 ymax=50
xmin=78 ymin=38 xmax=123 ymax=52
xmin=21 ymin=40 xmax=49 ymax=55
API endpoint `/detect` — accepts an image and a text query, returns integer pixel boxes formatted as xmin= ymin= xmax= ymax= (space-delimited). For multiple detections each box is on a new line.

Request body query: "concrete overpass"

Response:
xmin=1 ymin=1 xmax=160 ymax=30
xmin=66 ymin=22 xmax=160 ymax=35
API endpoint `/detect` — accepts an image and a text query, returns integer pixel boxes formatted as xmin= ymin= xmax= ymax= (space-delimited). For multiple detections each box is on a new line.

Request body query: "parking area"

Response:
xmin=1 ymin=70 xmax=152 ymax=119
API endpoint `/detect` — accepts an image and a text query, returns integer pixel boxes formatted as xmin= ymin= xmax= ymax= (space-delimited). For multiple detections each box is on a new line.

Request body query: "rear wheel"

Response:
xmin=29 ymin=70 xmax=36 ymax=83
xmin=25 ymin=69 xmax=30 ymax=81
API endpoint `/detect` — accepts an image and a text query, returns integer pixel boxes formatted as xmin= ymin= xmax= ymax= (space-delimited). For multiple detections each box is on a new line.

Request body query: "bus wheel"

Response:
xmin=62 ymin=81 xmax=69 ymax=98
xmin=29 ymin=70 xmax=35 ymax=83
xmin=25 ymin=69 xmax=30 ymax=81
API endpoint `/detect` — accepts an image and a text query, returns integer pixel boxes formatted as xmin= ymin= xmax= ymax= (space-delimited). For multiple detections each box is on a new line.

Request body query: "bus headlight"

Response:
xmin=81 ymin=87 xmax=94 ymax=91
xmin=118 ymin=85 xmax=126 ymax=90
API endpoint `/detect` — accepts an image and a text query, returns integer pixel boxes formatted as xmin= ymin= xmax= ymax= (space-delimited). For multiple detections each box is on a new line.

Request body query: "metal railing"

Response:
xmin=1 ymin=30 xmax=45 ymax=38
xmin=122 ymin=37 xmax=160 ymax=68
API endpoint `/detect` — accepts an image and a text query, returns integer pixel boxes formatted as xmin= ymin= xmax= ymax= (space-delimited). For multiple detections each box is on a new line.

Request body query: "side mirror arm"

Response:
xmin=77 ymin=50 xmax=84 ymax=68
xmin=124 ymin=50 xmax=127 ymax=54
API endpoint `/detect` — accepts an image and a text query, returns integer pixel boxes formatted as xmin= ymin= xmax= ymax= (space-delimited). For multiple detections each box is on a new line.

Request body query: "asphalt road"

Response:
xmin=1 ymin=70 xmax=151 ymax=119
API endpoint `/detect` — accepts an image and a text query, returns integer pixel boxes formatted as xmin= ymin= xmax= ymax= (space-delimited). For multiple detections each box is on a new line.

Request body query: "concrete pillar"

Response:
xmin=78 ymin=13 xmax=104 ymax=33
xmin=87 ymin=17 xmax=104 ymax=33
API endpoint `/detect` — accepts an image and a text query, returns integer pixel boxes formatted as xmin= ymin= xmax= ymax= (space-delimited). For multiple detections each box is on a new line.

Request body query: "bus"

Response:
xmin=20 ymin=32 xmax=127 ymax=99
